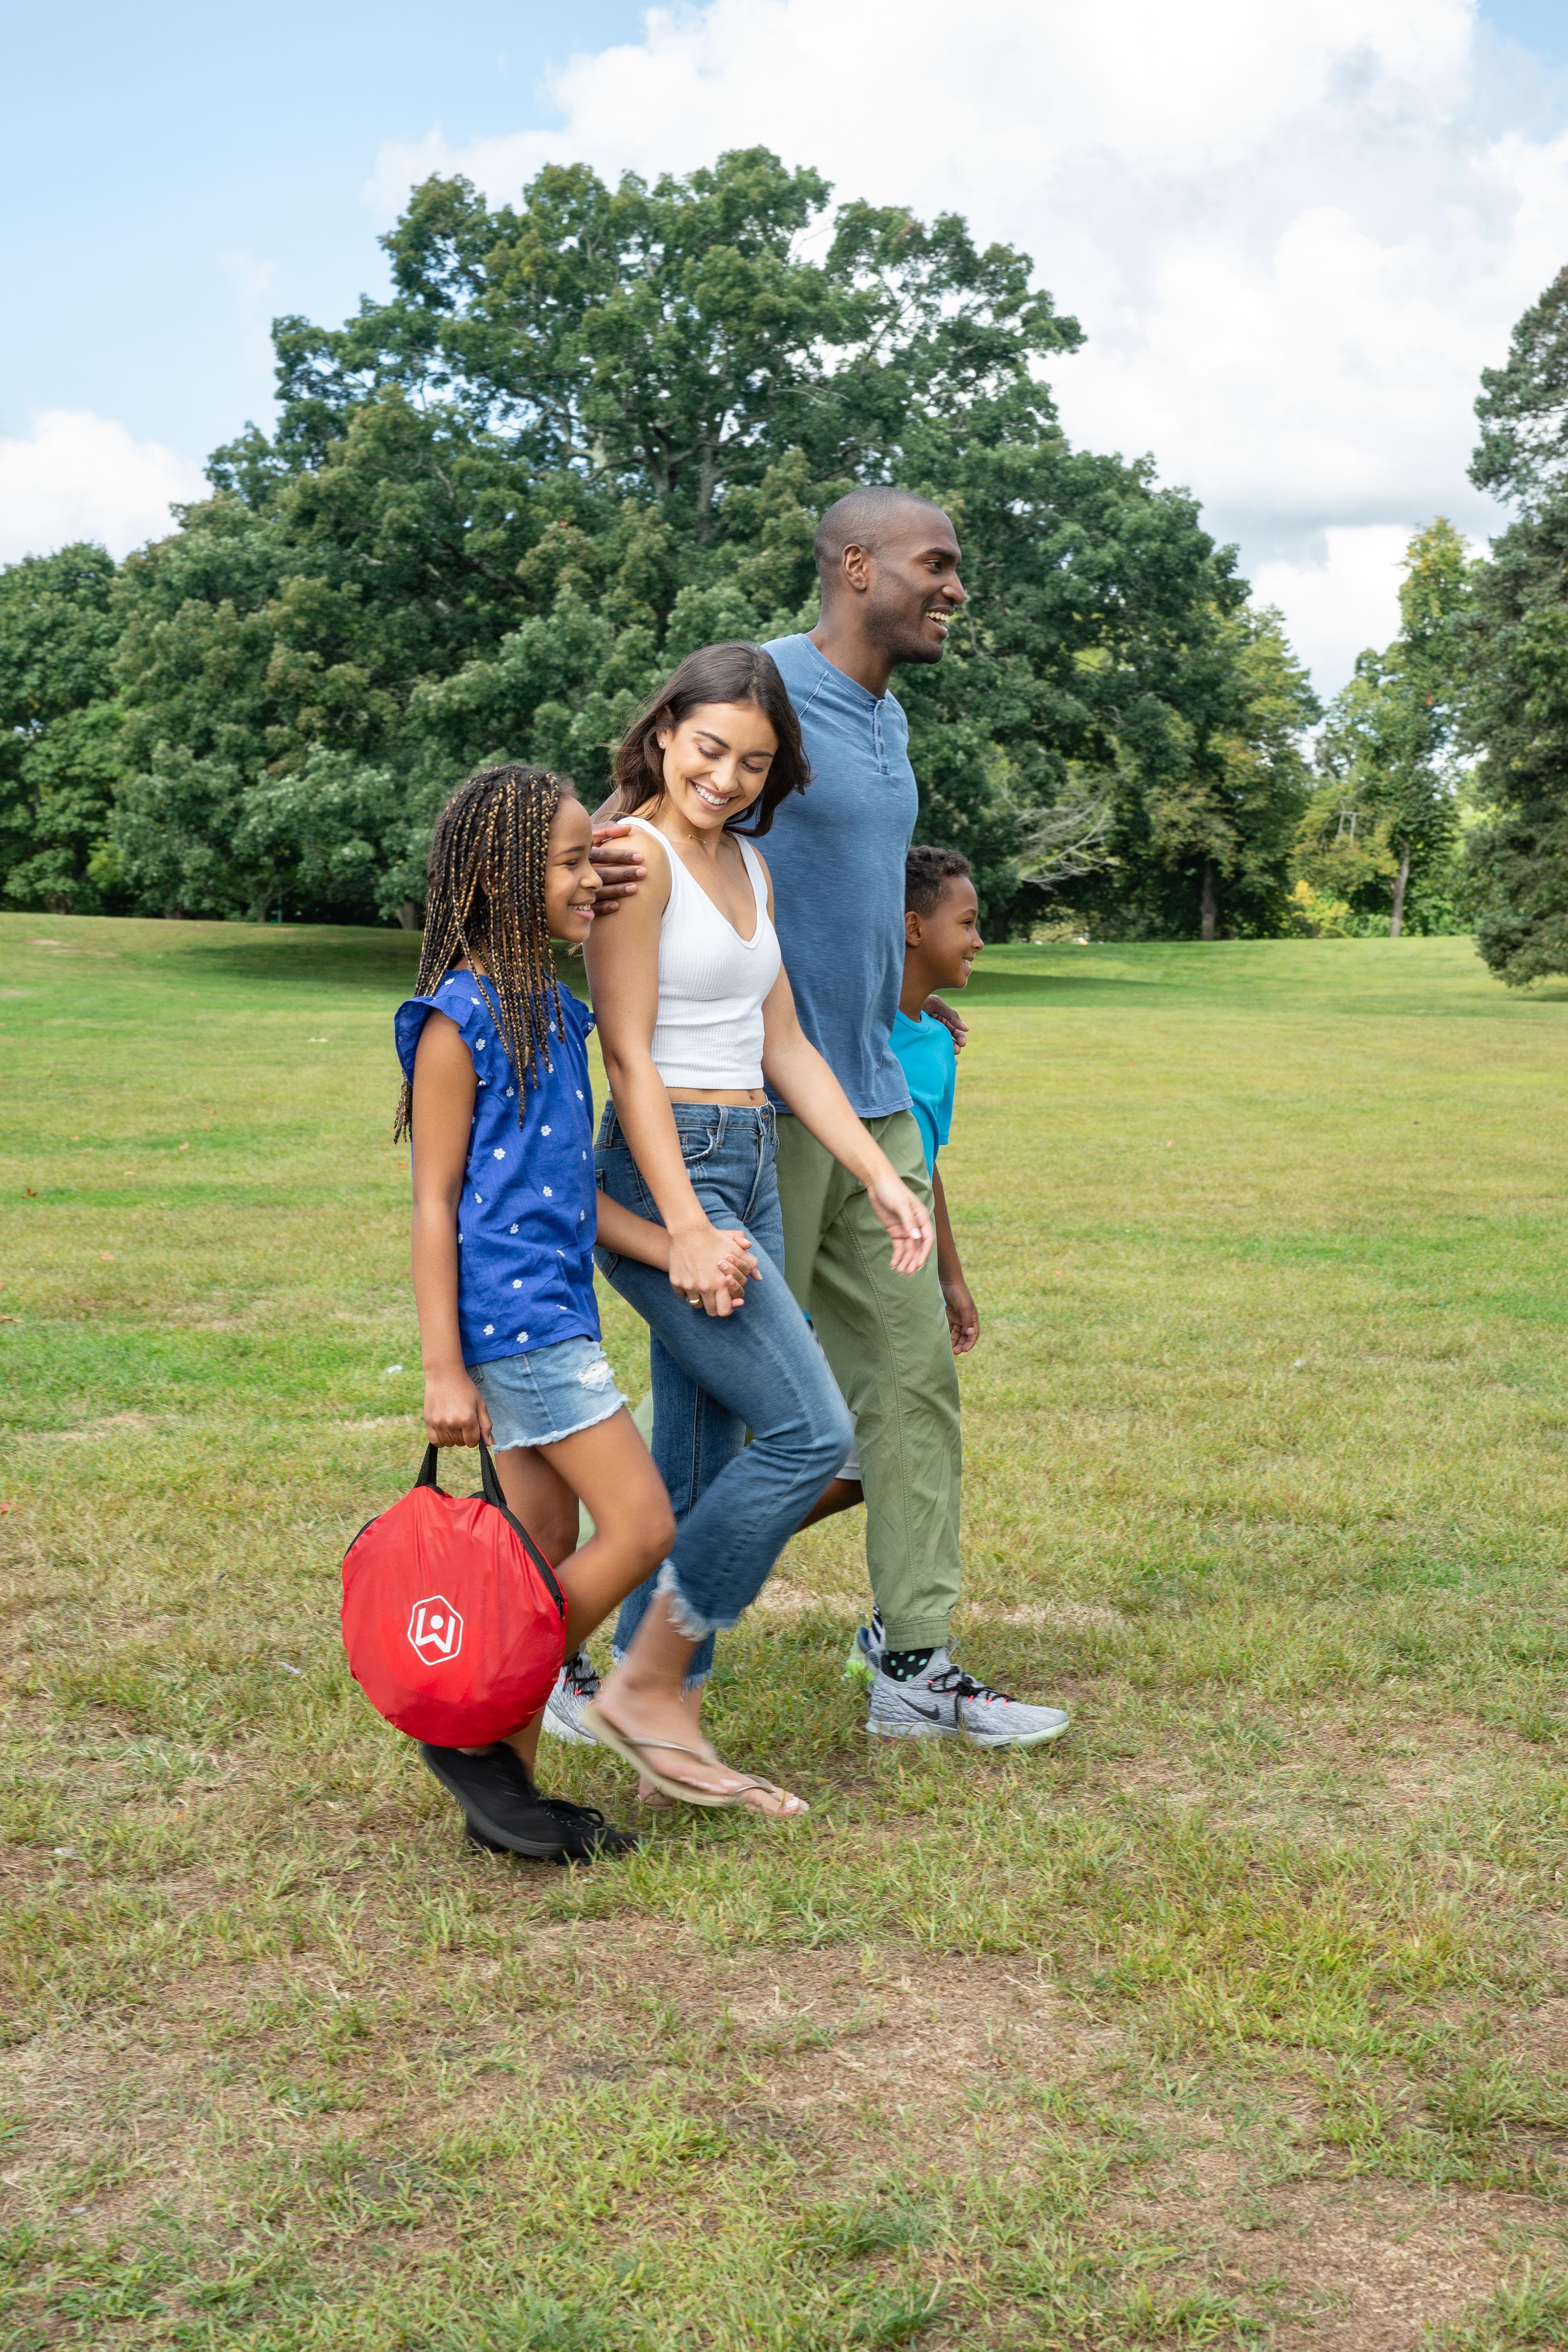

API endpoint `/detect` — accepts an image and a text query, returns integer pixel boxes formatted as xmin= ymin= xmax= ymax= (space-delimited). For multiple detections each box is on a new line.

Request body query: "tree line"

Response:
xmin=0 ymin=147 xmax=1562 ymax=969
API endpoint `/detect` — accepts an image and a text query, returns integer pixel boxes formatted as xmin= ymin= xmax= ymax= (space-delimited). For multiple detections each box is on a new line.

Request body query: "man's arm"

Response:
xmin=923 ymin=995 xmax=967 ymax=1052
xmin=588 ymin=816 xmax=648 ymax=914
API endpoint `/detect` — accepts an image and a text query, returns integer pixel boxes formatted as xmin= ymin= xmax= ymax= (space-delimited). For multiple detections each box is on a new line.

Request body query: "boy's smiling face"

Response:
xmin=907 ymin=874 xmax=983 ymax=990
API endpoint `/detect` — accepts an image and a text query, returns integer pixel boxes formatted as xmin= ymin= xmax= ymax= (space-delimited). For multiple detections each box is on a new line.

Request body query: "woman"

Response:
xmin=581 ymin=641 xmax=933 ymax=1816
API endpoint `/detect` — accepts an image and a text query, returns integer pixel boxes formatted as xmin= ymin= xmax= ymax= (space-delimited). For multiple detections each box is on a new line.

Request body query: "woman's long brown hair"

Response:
xmin=610 ymin=641 xmax=810 ymax=835
xmin=394 ymin=764 xmax=573 ymax=1140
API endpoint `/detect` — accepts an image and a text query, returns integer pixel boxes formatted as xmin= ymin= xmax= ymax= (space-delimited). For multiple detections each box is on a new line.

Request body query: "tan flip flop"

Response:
xmin=644 ymin=1724 xmax=722 ymax=1805
xmin=580 ymin=1703 xmax=808 ymax=1817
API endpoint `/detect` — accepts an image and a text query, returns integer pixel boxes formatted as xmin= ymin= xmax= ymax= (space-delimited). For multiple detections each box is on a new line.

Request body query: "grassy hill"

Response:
xmin=3 ymin=916 xmax=1568 ymax=2348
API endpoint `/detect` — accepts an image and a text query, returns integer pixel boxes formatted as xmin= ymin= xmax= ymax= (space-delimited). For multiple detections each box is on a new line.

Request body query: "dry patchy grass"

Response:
xmin=5 ymin=918 xmax=1568 ymax=2346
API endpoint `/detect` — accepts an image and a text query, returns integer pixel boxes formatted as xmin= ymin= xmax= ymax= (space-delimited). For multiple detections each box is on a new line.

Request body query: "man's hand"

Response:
xmin=924 ymin=994 xmax=968 ymax=1052
xmin=941 ymin=1276 xmax=979 ymax=1355
xmin=590 ymin=822 xmax=648 ymax=915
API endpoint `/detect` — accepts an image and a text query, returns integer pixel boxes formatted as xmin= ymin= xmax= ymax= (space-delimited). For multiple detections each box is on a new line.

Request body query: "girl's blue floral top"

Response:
xmin=396 ymin=972 xmax=599 ymax=1368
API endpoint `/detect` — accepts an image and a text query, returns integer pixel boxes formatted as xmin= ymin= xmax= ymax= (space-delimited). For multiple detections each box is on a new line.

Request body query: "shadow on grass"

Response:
xmin=963 ymin=970 xmax=1166 ymax=1007
xmin=196 ymin=929 xmax=600 ymax=1003
xmin=195 ymin=930 xmax=424 ymax=992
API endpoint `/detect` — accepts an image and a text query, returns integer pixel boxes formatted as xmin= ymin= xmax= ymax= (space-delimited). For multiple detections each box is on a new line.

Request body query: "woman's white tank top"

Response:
xmin=619 ymin=814 xmax=781 ymax=1090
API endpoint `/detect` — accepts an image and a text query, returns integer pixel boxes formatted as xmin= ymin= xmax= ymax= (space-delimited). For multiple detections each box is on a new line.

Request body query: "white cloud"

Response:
xmin=370 ymin=0 xmax=1568 ymax=695
xmin=0 ymin=410 xmax=205 ymax=567
xmin=1252 ymin=526 xmax=1414 ymax=698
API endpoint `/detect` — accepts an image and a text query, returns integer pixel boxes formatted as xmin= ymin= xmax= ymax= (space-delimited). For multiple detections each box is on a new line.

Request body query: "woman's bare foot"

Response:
xmin=639 ymin=1682 xmax=709 ymax=1806
xmin=588 ymin=1676 xmax=806 ymax=1818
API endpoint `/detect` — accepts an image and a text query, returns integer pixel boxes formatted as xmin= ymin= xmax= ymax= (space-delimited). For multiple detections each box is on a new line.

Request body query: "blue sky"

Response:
xmin=5 ymin=1 xmax=1568 ymax=693
xmin=2 ymin=2 xmax=644 ymax=459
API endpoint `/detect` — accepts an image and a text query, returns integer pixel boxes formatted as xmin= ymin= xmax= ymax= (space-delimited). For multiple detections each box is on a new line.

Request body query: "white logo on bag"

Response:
xmin=408 ymin=1595 xmax=464 ymax=1664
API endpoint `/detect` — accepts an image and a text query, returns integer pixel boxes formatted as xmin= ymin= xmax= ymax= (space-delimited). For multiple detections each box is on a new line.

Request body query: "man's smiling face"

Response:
xmin=861 ymin=510 xmax=965 ymax=667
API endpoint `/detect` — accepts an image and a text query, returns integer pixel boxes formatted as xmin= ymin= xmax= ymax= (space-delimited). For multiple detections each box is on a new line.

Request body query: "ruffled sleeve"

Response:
xmin=394 ymin=973 xmax=501 ymax=1084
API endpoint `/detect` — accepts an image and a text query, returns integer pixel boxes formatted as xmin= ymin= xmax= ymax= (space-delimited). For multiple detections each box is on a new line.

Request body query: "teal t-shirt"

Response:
xmin=890 ymin=1010 xmax=956 ymax=1175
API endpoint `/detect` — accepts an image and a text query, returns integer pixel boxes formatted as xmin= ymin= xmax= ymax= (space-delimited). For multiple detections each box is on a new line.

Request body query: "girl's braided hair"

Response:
xmin=394 ymin=764 xmax=575 ymax=1141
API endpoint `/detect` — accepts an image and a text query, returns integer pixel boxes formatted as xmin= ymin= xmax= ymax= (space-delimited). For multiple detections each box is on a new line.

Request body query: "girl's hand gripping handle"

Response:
xmin=423 ymin=1368 xmax=494 ymax=1449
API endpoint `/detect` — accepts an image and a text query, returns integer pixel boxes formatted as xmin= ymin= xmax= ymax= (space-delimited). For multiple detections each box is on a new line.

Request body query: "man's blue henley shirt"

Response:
xmin=760 ymin=632 xmax=919 ymax=1121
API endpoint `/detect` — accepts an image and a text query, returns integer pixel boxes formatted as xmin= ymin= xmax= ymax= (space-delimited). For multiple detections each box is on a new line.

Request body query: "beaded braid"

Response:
xmin=394 ymin=764 xmax=573 ymax=1142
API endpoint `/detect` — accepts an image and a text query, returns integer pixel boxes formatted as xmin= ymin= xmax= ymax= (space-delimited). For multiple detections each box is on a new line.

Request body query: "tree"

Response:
xmin=1463 ymin=271 xmax=1568 ymax=983
xmin=0 ymin=148 xmax=1318 ymax=937
xmin=1146 ymin=603 xmax=1319 ymax=941
xmin=1300 ymin=520 xmax=1470 ymax=939
xmin=0 ymin=544 xmax=123 ymax=912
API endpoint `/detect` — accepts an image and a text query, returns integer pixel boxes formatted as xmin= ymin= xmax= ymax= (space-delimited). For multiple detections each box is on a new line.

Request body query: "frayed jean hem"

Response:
xmin=654 ymin=1556 xmax=734 ymax=1644
xmin=612 ymin=1561 xmax=716 ymax=1689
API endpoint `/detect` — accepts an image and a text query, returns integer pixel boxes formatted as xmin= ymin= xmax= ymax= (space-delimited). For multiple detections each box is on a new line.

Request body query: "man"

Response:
xmin=591 ymin=487 xmax=1068 ymax=1748
xmin=756 ymin=488 xmax=1067 ymax=1745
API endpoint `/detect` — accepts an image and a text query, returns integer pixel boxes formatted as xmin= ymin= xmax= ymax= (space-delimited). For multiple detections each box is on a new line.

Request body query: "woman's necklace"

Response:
xmin=663 ymin=813 xmax=723 ymax=858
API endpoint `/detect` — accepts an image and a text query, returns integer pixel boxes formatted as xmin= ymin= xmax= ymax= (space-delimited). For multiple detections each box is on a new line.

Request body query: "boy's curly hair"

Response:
xmin=394 ymin=764 xmax=575 ymax=1141
xmin=905 ymin=843 xmax=972 ymax=917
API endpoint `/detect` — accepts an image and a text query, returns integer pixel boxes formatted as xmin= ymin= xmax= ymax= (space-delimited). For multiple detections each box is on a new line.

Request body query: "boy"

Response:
xmin=846 ymin=856 xmax=1067 ymax=1740
xmin=845 ymin=845 xmax=1067 ymax=1742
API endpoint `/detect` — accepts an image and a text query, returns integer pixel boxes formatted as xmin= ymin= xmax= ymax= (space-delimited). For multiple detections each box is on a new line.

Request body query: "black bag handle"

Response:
xmin=416 ymin=1436 xmax=505 ymax=1509
xmin=414 ymin=1438 xmax=567 ymax=1617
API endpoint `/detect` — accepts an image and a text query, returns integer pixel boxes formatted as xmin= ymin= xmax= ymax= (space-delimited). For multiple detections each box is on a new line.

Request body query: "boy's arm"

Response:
xmin=595 ymin=1192 xmax=759 ymax=1295
xmin=932 ymin=1167 xmax=979 ymax=1355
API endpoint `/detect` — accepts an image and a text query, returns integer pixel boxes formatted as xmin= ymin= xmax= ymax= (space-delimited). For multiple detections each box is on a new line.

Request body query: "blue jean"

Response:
xmin=595 ymin=1102 xmax=853 ymax=1679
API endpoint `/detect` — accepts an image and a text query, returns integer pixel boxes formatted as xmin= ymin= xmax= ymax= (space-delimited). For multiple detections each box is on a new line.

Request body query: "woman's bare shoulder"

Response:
xmin=621 ymin=817 xmax=674 ymax=900
xmin=589 ymin=815 xmax=672 ymax=950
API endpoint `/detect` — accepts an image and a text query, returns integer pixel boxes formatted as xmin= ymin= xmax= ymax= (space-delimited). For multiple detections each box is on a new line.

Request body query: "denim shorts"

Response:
xmin=467 ymin=1335 xmax=627 ymax=1449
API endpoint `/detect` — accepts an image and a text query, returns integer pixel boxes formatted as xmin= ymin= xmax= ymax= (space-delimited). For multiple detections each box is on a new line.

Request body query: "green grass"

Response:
xmin=6 ymin=914 xmax=1568 ymax=2346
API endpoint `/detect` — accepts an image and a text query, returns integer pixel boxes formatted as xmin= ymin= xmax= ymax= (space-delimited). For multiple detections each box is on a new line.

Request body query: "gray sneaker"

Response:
xmin=866 ymin=1649 xmax=1070 ymax=1749
xmin=540 ymin=1648 xmax=601 ymax=1746
xmin=844 ymin=1606 xmax=885 ymax=1690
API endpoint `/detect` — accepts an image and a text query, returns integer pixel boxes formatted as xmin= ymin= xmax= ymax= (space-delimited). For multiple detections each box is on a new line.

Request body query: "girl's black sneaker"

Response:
xmin=421 ymin=1743 xmax=637 ymax=1862
xmin=463 ymin=1796 xmax=639 ymax=1864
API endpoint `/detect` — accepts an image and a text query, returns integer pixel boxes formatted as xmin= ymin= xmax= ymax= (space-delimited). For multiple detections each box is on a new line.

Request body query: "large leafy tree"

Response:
xmin=1300 ymin=520 xmax=1470 ymax=938
xmin=1463 ymin=270 xmax=1568 ymax=983
xmin=0 ymin=148 xmax=1316 ymax=935
xmin=0 ymin=544 xmax=123 ymax=913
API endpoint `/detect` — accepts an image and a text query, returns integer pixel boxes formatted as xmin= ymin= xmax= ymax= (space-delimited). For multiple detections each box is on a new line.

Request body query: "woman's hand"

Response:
xmin=864 ymin=1171 xmax=935 ymax=1275
xmin=668 ymin=1221 xmax=758 ymax=1317
xmin=423 ymin=1368 xmax=493 ymax=1448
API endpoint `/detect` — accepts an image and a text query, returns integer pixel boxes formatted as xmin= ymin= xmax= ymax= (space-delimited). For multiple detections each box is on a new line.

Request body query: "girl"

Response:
xmin=395 ymin=763 xmax=759 ymax=1861
xmin=580 ymin=643 xmax=935 ymax=1816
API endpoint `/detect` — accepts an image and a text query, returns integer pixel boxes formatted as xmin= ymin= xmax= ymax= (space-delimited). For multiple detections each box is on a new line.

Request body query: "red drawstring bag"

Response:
xmin=341 ymin=1441 xmax=568 ymax=1746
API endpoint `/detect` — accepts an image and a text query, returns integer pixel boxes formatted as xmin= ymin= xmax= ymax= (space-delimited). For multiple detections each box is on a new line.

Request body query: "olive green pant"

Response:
xmin=776 ymin=1110 xmax=961 ymax=1653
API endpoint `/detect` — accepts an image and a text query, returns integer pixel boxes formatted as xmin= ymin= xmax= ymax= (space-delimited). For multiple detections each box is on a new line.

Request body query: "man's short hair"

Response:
xmin=814 ymin=486 xmax=951 ymax=586
xmin=906 ymin=843 xmax=972 ymax=917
